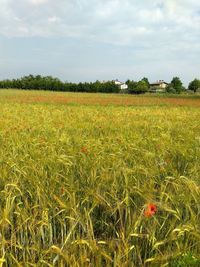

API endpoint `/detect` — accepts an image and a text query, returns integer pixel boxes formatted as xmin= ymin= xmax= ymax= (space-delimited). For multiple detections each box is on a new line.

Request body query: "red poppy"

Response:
xmin=81 ymin=147 xmax=87 ymax=153
xmin=144 ymin=203 xmax=157 ymax=217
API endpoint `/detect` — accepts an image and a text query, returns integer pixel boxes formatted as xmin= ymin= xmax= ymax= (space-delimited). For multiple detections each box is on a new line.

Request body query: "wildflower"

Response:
xmin=81 ymin=147 xmax=87 ymax=153
xmin=144 ymin=203 xmax=157 ymax=218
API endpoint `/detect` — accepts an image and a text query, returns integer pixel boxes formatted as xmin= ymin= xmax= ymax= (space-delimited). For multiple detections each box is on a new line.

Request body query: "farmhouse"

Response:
xmin=113 ymin=79 xmax=128 ymax=90
xmin=150 ymin=80 xmax=168 ymax=92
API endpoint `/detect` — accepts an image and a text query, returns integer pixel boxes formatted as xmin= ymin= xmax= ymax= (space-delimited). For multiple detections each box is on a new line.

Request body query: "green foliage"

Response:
xmin=166 ymin=85 xmax=177 ymax=94
xmin=126 ymin=79 xmax=138 ymax=94
xmin=169 ymin=253 xmax=200 ymax=267
xmin=188 ymin=78 xmax=200 ymax=92
xmin=0 ymin=75 xmax=119 ymax=93
xmin=169 ymin=77 xmax=184 ymax=94
xmin=136 ymin=80 xmax=148 ymax=93
xmin=126 ymin=79 xmax=148 ymax=94
xmin=141 ymin=77 xmax=150 ymax=88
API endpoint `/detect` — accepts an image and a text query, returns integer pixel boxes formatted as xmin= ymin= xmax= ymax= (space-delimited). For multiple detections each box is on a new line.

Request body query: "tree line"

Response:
xmin=0 ymin=74 xmax=200 ymax=94
xmin=0 ymin=75 xmax=119 ymax=93
xmin=166 ymin=77 xmax=200 ymax=93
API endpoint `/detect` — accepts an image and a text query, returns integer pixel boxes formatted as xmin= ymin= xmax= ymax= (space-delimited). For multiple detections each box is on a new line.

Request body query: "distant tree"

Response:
xmin=126 ymin=79 xmax=148 ymax=94
xmin=188 ymin=79 xmax=200 ymax=92
xmin=0 ymin=75 xmax=119 ymax=93
xmin=126 ymin=80 xmax=138 ymax=94
xmin=0 ymin=79 xmax=12 ymax=88
xmin=170 ymin=77 xmax=183 ymax=93
xmin=102 ymin=81 xmax=119 ymax=93
xmin=93 ymin=80 xmax=101 ymax=92
xmin=166 ymin=84 xmax=176 ymax=94
xmin=135 ymin=80 xmax=148 ymax=94
xmin=141 ymin=77 xmax=150 ymax=88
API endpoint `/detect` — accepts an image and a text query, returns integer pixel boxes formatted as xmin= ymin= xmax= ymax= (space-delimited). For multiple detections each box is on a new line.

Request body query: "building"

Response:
xmin=150 ymin=80 xmax=168 ymax=92
xmin=113 ymin=79 xmax=128 ymax=90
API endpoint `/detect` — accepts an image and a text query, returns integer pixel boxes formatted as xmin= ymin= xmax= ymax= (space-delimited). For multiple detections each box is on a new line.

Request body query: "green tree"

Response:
xmin=141 ymin=77 xmax=150 ymax=88
xmin=126 ymin=80 xmax=138 ymax=94
xmin=188 ymin=79 xmax=200 ymax=92
xmin=170 ymin=77 xmax=183 ymax=93
xmin=166 ymin=84 xmax=176 ymax=94
xmin=135 ymin=80 xmax=148 ymax=94
xmin=126 ymin=79 xmax=148 ymax=94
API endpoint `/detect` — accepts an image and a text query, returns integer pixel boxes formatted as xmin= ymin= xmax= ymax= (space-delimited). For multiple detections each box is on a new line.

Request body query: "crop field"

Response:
xmin=0 ymin=89 xmax=200 ymax=266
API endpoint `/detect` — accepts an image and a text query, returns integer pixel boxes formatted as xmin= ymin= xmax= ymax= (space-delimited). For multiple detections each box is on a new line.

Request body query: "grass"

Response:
xmin=1 ymin=89 xmax=200 ymax=107
xmin=0 ymin=89 xmax=200 ymax=266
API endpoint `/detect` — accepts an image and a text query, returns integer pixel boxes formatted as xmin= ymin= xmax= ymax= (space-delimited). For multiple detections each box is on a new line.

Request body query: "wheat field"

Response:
xmin=0 ymin=90 xmax=200 ymax=266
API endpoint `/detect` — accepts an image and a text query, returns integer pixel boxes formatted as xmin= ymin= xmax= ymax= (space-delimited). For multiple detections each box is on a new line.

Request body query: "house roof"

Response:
xmin=101 ymin=79 xmax=125 ymax=85
xmin=113 ymin=79 xmax=125 ymax=85
xmin=150 ymin=80 xmax=168 ymax=85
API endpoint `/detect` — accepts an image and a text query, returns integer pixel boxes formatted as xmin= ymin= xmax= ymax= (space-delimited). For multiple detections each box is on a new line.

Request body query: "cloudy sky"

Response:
xmin=0 ymin=0 xmax=200 ymax=85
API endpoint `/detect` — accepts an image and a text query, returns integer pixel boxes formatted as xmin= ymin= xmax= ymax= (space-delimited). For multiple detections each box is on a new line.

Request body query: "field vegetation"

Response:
xmin=0 ymin=90 xmax=200 ymax=266
xmin=1 ymin=74 xmax=200 ymax=94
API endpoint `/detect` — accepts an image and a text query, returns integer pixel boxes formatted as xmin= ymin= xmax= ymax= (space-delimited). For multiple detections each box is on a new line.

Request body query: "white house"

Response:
xmin=113 ymin=79 xmax=128 ymax=90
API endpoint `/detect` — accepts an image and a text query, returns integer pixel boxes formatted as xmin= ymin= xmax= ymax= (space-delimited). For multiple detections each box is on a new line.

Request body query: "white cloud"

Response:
xmin=0 ymin=0 xmax=199 ymax=43
xmin=29 ymin=0 xmax=49 ymax=5
xmin=48 ymin=16 xmax=61 ymax=23
xmin=0 ymin=0 xmax=200 ymax=83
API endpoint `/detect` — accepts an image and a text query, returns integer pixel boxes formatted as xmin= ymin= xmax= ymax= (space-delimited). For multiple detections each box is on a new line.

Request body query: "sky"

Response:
xmin=0 ymin=0 xmax=200 ymax=86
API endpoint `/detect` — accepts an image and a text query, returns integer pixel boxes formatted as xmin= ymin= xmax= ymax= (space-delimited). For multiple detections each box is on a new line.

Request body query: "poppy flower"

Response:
xmin=81 ymin=147 xmax=87 ymax=153
xmin=144 ymin=203 xmax=157 ymax=218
